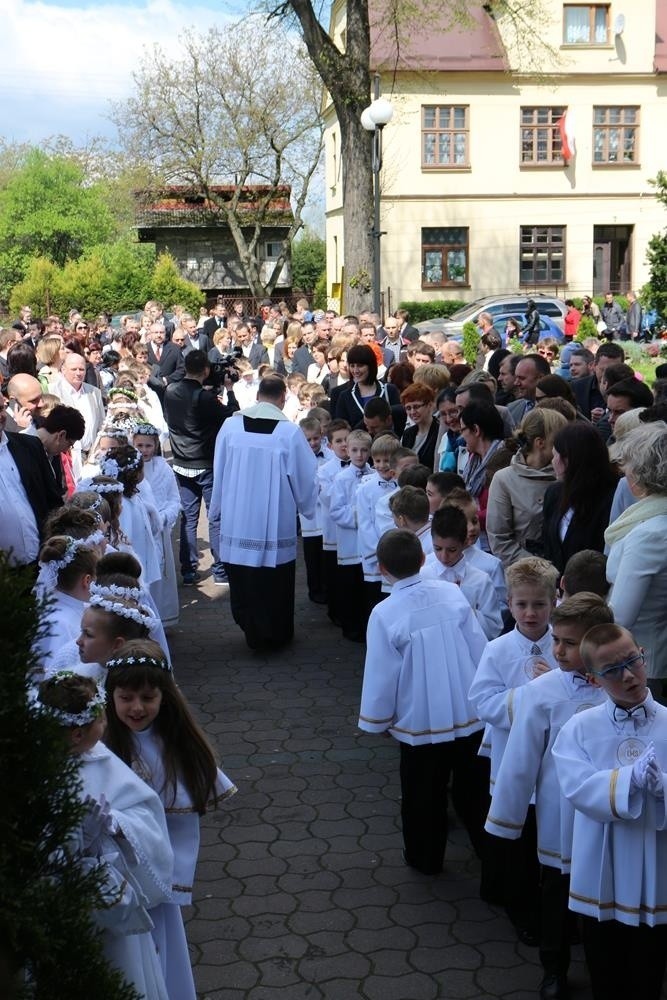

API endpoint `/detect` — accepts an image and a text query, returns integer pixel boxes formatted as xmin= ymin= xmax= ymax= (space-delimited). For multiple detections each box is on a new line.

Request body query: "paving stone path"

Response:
xmin=168 ymin=549 xmax=601 ymax=1000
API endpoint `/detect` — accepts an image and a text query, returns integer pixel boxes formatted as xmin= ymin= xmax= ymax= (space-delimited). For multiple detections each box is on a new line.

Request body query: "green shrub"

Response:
xmin=397 ymin=300 xmax=466 ymax=323
xmin=574 ymin=315 xmax=599 ymax=343
xmin=313 ymin=269 xmax=327 ymax=311
xmin=462 ymin=321 xmax=480 ymax=367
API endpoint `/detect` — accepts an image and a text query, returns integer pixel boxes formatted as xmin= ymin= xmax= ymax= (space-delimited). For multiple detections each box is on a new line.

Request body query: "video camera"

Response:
xmin=208 ymin=347 xmax=242 ymax=390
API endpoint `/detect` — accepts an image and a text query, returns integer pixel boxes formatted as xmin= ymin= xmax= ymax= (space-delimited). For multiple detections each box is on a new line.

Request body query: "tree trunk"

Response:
xmin=337 ymin=104 xmax=375 ymax=316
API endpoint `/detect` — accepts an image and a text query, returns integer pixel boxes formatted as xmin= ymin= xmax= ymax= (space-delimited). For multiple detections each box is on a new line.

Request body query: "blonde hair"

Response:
xmin=506 ymin=556 xmax=559 ymax=597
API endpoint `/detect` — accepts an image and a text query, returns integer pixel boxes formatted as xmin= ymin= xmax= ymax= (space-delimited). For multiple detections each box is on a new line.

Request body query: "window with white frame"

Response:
xmin=563 ymin=4 xmax=609 ymax=44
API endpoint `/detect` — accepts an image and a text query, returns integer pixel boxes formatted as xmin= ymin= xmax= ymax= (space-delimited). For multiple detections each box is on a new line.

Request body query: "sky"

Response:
xmin=0 ymin=0 xmax=240 ymax=145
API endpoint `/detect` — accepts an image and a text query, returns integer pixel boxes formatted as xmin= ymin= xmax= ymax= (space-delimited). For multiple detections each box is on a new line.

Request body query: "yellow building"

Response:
xmin=324 ymin=0 xmax=667 ymax=308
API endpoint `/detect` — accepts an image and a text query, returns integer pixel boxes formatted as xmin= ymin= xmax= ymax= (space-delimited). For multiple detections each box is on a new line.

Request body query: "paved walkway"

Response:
xmin=168 ymin=546 xmax=598 ymax=1000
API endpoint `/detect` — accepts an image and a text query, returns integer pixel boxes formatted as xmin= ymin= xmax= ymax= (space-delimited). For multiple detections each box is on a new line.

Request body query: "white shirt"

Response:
xmin=421 ymin=554 xmax=502 ymax=640
xmin=356 ymin=472 xmax=398 ymax=580
xmin=329 ymin=463 xmax=373 ymax=564
xmin=0 ymin=431 xmax=40 ymax=564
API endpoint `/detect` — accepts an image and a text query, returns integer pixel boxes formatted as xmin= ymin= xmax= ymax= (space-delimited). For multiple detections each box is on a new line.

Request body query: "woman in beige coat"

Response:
xmin=486 ymin=408 xmax=567 ymax=568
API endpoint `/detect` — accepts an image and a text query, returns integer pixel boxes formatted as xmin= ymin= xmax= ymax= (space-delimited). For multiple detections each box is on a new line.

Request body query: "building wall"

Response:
xmin=324 ymin=0 xmax=665 ymax=306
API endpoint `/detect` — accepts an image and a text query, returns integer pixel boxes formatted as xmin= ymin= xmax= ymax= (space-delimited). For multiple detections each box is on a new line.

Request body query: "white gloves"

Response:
xmin=630 ymin=743 xmax=664 ymax=797
xmin=81 ymin=793 xmax=119 ymax=845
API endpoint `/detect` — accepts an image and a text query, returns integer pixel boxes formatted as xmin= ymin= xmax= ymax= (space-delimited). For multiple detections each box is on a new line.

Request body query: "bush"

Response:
xmin=313 ymin=269 xmax=327 ymax=311
xmin=574 ymin=315 xmax=599 ymax=343
xmin=462 ymin=321 xmax=481 ymax=367
xmin=291 ymin=231 xmax=326 ymax=296
xmin=150 ymin=252 xmax=204 ymax=315
xmin=397 ymin=300 xmax=467 ymax=323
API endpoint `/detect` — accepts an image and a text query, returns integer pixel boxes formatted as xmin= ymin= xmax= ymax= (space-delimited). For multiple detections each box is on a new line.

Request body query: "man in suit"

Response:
xmin=4 ymin=374 xmax=46 ymax=431
xmin=146 ymin=322 xmax=185 ymax=400
xmin=182 ymin=314 xmax=213 ymax=356
xmin=292 ymin=322 xmax=319 ymax=376
xmin=570 ymin=342 xmax=625 ymax=421
xmin=233 ymin=323 xmax=269 ymax=370
xmin=53 ymin=353 xmax=105 ymax=476
xmin=395 ymin=308 xmax=420 ymax=343
xmin=202 ymin=301 xmax=228 ymax=341
xmin=507 ymin=354 xmax=551 ymax=424
xmin=0 ymin=395 xmax=63 ymax=567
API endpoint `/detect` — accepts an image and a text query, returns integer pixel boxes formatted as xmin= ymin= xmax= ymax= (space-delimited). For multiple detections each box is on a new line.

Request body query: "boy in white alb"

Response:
xmin=298 ymin=416 xmax=327 ymax=604
xmin=422 ymin=506 xmax=502 ymax=640
xmin=359 ymin=529 xmax=488 ymax=875
xmin=372 ymin=447 xmax=419 ymax=541
xmin=486 ymin=593 xmax=612 ymax=1000
xmin=357 ymin=434 xmax=399 ymax=614
xmin=442 ymin=487 xmax=507 ymax=611
xmin=329 ymin=429 xmax=373 ymax=641
xmin=553 ymin=624 xmax=667 ymax=1000
xmin=468 ymin=556 xmax=559 ymax=941
xmin=317 ymin=419 xmax=350 ymax=626
xmin=389 ymin=485 xmax=433 ymax=557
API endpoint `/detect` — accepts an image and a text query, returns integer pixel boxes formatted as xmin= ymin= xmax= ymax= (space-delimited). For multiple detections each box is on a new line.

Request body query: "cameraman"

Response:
xmin=164 ymin=349 xmax=239 ymax=586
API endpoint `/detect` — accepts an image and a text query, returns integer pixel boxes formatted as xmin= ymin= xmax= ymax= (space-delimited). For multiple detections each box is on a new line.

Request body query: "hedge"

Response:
xmin=397 ymin=300 xmax=467 ymax=322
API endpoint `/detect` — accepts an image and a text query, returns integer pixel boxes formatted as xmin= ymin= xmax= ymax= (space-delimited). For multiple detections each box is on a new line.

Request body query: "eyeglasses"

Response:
xmin=76 ymin=324 xmax=89 ymax=330
xmin=404 ymin=402 xmax=427 ymax=412
xmin=590 ymin=651 xmax=645 ymax=681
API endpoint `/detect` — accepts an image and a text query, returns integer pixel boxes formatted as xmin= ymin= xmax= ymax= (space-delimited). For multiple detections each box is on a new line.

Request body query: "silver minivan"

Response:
xmin=414 ymin=293 xmax=568 ymax=337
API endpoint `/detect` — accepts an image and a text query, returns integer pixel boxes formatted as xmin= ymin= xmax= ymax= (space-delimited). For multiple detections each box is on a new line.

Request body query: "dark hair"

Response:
xmin=427 ymin=471 xmax=466 ymax=497
xmin=431 ymin=505 xmax=467 ymax=544
xmin=601 ymin=363 xmax=635 ymax=389
xmin=570 ymin=347 xmax=594 ymax=366
xmin=386 ymin=362 xmax=414 ymax=392
xmin=447 ymin=363 xmax=473 ymax=386
xmin=640 ymin=401 xmax=667 ymax=423
xmin=488 ymin=348 xmax=512 ymax=381
xmin=606 ymin=377 xmax=654 ymax=409
xmin=455 ymin=381 xmax=493 ymax=402
xmin=376 ymin=528 xmax=423 ymax=578
xmin=436 ymin=385 xmax=458 ymax=407
xmin=40 ymin=404 xmax=86 ymax=440
xmin=184 ymin=349 xmax=208 ymax=376
xmin=481 ymin=331 xmax=502 ymax=351
xmin=104 ymin=639 xmax=220 ymax=815
xmin=347 ymin=344 xmax=378 ymax=385
xmin=519 ymin=353 xmax=551 ymax=378
xmin=7 ymin=341 xmax=38 ymax=378
xmin=552 ymin=422 xmax=617 ymax=519
xmin=561 ymin=550 xmax=609 ymax=598
xmin=535 ymin=374 xmax=576 ymax=407
xmin=397 ymin=464 xmax=431 ymax=489
xmin=595 ymin=342 xmax=625 ymax=363
xmin=96 ymin=550 xmax=142 ymax=581
xmin=388 ymin=485 xmax=430 ymax=523
xmin=364 ymin=397 xmax=391 ymax=420
xmin=458 ymin=400 xmax=504 ymax=441
xmin=257 ymin=375 xmax=287 ymax=401
xmin=38 ymin=674 xmax=99 ymax=727
xmin=107 ymin=444 xmax=143 ymax=499
xmin=44 ymin=506 xmax=101 ymax=542
xmin=38 ymin=536 xmax=98 ymax=591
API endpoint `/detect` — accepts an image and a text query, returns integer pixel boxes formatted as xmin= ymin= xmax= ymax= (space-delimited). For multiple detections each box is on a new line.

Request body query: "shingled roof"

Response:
xmin=135 ymin=185 xmax=294 ymax=228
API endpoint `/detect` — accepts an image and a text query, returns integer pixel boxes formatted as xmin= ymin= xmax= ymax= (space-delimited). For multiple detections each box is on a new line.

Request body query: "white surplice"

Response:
xmin=77 ymin=742 xmax=173 ymax=998
xmin=329 ymin=463 xmax=373 ymax=565
xmin=359 ymin=575 xmax=487 ymax=745
xmin=36 ymin=589 xmax=86 ymax=669
xmin=485 ymin=667 xmax=604 ymax=871
xmin=356 ymin=472 xmax=398 ymax=582
xmin=468 ymin=626 xmax=557 ymax=787
xmin=421 ymin=554 xmax=503 ymax=640
xmin=210 ymin=403 xmax=317 ymax=567
xmin=552 ymin=694 xmax=667 ymax=925
xmin=119 ymin=488 xmax=162 ymax=586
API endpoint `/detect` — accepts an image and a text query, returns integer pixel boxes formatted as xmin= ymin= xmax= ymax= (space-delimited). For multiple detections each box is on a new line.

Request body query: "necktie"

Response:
xmin=530 ymin=643 xmax=542 ymax=656
xmin=155 ymin=346 xmax=162 ymax=361
xmin=525 ymin=400 xmax=535 ymax=413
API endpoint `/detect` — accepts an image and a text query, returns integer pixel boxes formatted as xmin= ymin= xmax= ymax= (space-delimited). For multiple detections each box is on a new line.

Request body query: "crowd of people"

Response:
xmin=2 ymin=293 xmax=667 ymax=1000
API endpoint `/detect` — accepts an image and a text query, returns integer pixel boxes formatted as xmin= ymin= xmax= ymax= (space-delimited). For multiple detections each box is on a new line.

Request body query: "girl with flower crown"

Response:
xmin=35 ymin=535 xmax=99 ymax=668
xmin=100 ymin=445 xmax=162 ymax=589
xmin=104 ymin=640 xmax=237 ymax=1000
xmin=37 ymin=672 xmax=173 ymax=999
xmin=133 ymin=423 xmax=181 ymax=627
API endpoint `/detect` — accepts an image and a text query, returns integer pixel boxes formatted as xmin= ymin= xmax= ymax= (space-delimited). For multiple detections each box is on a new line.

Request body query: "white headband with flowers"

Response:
xmin=38 ymin=671 xmax=107 ymax=728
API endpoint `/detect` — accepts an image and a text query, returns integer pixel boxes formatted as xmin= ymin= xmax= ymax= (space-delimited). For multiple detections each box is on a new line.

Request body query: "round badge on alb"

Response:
xmin=617 ymin=738 xmax=646 ymax=766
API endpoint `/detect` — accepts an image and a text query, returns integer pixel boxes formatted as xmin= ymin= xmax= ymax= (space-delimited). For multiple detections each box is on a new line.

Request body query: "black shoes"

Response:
xmin=539 ymin=974 xmax=569 ymax=999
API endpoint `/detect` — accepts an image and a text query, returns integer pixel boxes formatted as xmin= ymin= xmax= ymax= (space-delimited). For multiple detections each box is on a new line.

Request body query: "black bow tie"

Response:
xmin=315 ymin=451 xmax=324 ymax=458
xmin=613 ymin=703 xmax=648 ymax=723
xmin=340 ymin=459 xmax=350 ymax=467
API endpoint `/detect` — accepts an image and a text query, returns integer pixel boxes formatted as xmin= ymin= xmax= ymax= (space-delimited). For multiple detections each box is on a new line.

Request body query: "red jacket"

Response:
xmin=564 ymin=308 xmax=581 ymax=339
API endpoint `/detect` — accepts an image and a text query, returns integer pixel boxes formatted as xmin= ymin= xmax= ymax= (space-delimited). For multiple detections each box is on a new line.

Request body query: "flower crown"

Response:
xmin=78 ymin=476 xmax=124 ymax=495
xmin=39 ymin=671 xmax=107 ymax=728
xmin=106 ymin=653 xmax=171 ymax=673
xmin=90 ymin=582 xmax=141 ymax=601
xmin=133 ymin=422 xmax=160 ymax=438
xmin=108 ymin=386 xmax=139 ymax=403
xmin=37 ymin=536 xmax=99 ymax=590
xmin=87 ymin=593 xmax=157 ymax=629
xmin=100 ymin=425 xmax=131 ymax=440
xmin=100 ymin=447 xmax=142 ymax=476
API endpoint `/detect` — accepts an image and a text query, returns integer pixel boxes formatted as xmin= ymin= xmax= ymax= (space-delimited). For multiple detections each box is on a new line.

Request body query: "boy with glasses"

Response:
xmin=553 ymin=624 xmax=667 ymax=1000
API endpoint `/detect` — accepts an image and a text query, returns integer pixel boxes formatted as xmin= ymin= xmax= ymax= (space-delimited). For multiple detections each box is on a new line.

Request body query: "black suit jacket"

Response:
xmin=183 ymin=333 xmax=213 ymax=356
xmin=570 ymin=374 xmax=605 ymax=421
xmin=401 ymin=417 xmax=440 ymax=470
xmin=247 ymin=342 xmax=270 ymax=370
xmin=202 ymin=317 xmax=226 ymax=340
xmin=292 ymin=345 xmax=315 ymax=377
xmin=6 ymin=432 xmax=63 ymax=537
xmin=147 ymin=342 xmax=185 ymax=394
xmin=541 ymin=480 xmax=615 ymax=573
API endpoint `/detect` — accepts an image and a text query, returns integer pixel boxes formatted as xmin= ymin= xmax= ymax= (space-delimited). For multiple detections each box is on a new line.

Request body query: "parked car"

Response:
xmin=413 ymin=293 xmax=568 ymax=339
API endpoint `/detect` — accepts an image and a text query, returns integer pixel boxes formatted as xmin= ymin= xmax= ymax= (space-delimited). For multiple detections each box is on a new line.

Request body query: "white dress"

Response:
xmin=78 ymin=742 xmax=173 ymax=998
xmin=553 ymin=694 xmax=667 ymax=925
xmin=119 ymin=486 xmax=162 ymax=586
xmin=132 ymin=727 xmax=237 ymax=1000
xmin=142 ymin=457 xmax=181 ymax=627
xmin=36 ymin=590 xmax=86 ymax=670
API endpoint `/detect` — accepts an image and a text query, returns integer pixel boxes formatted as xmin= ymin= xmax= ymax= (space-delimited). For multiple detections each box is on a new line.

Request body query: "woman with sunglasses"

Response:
xmin=605 ymin=423 xmax=667 ymax=697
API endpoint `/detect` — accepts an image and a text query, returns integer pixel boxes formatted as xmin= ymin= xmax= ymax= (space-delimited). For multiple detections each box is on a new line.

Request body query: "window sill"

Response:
xmin=560 ymin=43 xmax=615 ymax=50
xmin=421 ymin=165 xmax=472 ymax=172
xmin=592 ymin=162 xmax=641 ymax=169
xmin=422 ymin=283 xmax=471 ymax=290
xmin=520 ymin=163 xmax=567 ymax=169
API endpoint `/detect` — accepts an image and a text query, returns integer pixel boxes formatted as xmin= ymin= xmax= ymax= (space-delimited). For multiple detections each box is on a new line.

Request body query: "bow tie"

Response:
xmin=379 ymin=479 xmax=394 ymax=488
xmin=315 ymin=451 xmax=324 ymax=458
xmin=340 ymin=460 xmax=350 ymax=467
xmin=570 ymin=672 xmax=590 ymax=688
xmin=613 ymin=703 xmax=648 ymax=723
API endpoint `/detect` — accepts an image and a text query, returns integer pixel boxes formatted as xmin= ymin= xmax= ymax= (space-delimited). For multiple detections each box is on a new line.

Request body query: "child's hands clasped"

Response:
xmin=630 ymin=743 xmax=663 ymax=796
xmin=81 ymin=793 xmax=120 ymax=843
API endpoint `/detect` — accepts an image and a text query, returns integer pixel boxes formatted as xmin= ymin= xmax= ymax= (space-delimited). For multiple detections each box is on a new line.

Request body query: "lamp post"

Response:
xmin=361 ymin=74 xmax=393 ymax=316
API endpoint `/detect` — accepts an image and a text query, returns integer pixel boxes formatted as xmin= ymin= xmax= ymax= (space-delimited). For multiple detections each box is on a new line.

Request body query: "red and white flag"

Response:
xmin=559 ymin=109 xmax=576 ymax=163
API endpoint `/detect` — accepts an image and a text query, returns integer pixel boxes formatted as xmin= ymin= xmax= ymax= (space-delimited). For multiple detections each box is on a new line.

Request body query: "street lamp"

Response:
xmin=361 ymin=75 xmax=393 ymax=315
